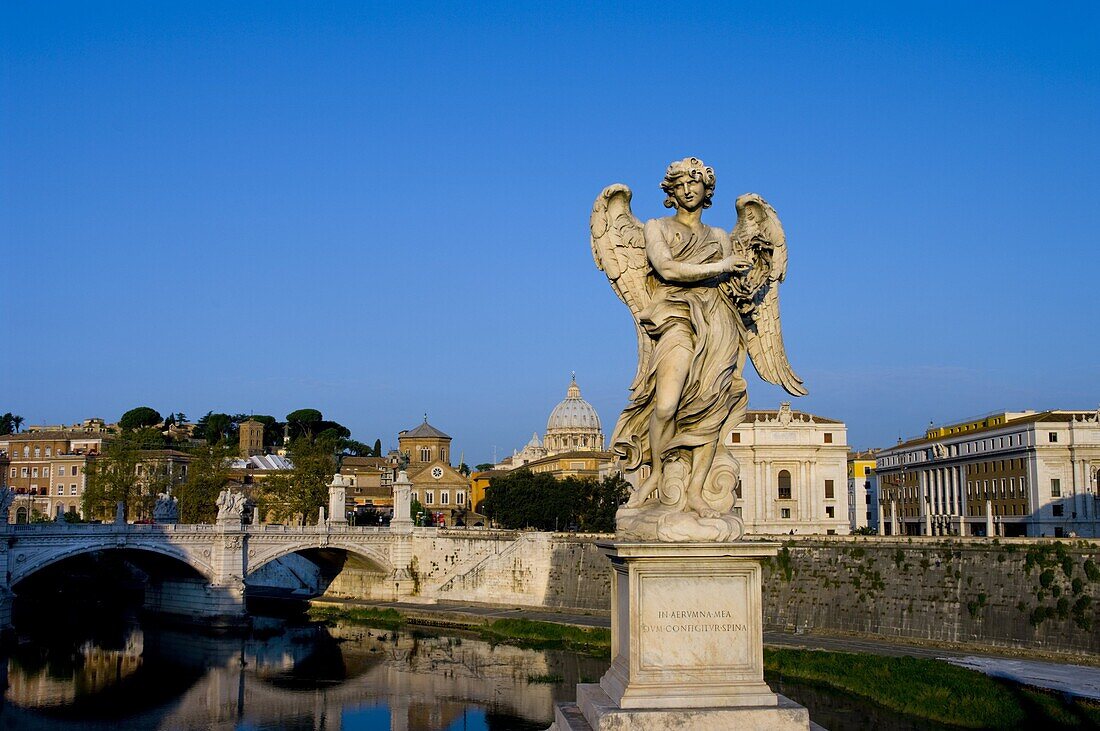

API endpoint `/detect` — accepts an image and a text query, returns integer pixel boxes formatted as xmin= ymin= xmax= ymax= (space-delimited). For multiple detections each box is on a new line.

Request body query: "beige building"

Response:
xmin=876 ymin=409 xmax=1100 ymax=538
xmin=398 ymin=420 xmax=469 ymax=525
xmin=339 ymin=456 xmax=398 ymax=509
xmin=723 ymin=403 xmax=850 ymax=536
xmin=0 ymin=430 xmax=106 ymax=522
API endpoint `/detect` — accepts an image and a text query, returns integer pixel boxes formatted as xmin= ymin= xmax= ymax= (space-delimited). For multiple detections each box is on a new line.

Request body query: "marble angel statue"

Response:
xmin=591 ymin=157 xmax=806 ymax=541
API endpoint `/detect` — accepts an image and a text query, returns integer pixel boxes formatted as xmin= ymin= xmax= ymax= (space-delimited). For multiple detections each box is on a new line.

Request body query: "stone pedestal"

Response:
xmin=552 ymin=541 xmax=811 ymax=731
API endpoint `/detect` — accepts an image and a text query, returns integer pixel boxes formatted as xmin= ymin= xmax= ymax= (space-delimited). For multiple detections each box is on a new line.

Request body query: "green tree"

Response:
xmin=177 ymin=445 xmax=232 ymax=523
xmin=82 ymin=438 xmax=143 ymax=521
xmin=257 ymin=438 xmax=335 ymax=525
xmin=12 ymin=415 xmax=23 ymax=433
xmin=574 ymin=475 xmax=629 ymax=532
xmin=475 ymin=463 xmax=495 ymax=472
xmin=199 ymin=412 xmax=236 ymax=445
xmin=458 ymin=462 xmax=471 ymax=477
xmin=482 ymin=469 xmax=574 ymax=530
xmin=0 ymin=413 xmax=20 ymax=436
xmin=410 ymin=496 xmax=425 ymax=525
xmin=119 ymin=406 xmax=163 ymax=431
xmin=373 ymin=439 xmax=382 ymax=458
xmin=286 ymin=409 xmax=324 ymax=441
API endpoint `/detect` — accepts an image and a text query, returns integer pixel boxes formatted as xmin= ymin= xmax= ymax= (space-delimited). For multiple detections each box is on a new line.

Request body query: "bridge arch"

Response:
xmin=246 ymin=539 xmax=393 ymax=578
xmin=10 ymin=539 xmax=215 ymax=588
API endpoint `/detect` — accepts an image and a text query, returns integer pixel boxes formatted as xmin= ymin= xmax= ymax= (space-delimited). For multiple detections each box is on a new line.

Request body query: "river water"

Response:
xmin=0 ymin=610 xmax=959 ymax=731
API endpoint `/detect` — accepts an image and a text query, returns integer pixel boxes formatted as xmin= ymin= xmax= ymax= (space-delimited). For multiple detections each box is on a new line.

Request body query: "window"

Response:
xmin=824 ymin=433 xmax=833 ymax=444
xmin=777 ymin=470 xmax=792 ymax=500
xmin=9 ymin=469 xmax=14 ymax=479
xmin=70 ymin=484 xmax=77 ymax=495
xmin=419 ymin=447 xmax=430 ymax=462
xmin=780 ymin=508 xmax=791 ymax=519
xmin=440 ymin=492 xmax=449 ymax=505
xmin=456 ymin=491 xmax=465 ymax=506
xmin=825 ymin=506 xmax=835 ymax=518
xmin=1052 ymin=505 xmax=1064 ymax=517
xmin=21 ymin=468 xmax=28 ymax=478
xmin=45 ymin=447 xmax=51 ymax=457
xmin=441 ymin=449 xmax=447 ymax=462
xmin=1050 ymin=479 xmax=1061 ymax=497
xmin=1049 ymin=432 xmax=1058 ymax=443
xmin=58 ymin=466 xmax=65 ymax=476
xmin=31 ymin=468 xmax=38 ymax=478
xmin=34 ymin=447 xmax=40 ymax=458
xmin=825 ymin=479 xmax=835 ymax=499
xmin=731 ymin=432 xmax=741 ymax=443
xmin=425 ymin=491 xmax=434 ymax=505
xmin=22 ymin=447 xmax=29 ymax=458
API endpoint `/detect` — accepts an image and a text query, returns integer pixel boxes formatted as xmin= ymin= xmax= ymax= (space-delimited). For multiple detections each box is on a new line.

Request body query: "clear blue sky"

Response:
xmin=3 ymin=2 xmax=1098 ymax=461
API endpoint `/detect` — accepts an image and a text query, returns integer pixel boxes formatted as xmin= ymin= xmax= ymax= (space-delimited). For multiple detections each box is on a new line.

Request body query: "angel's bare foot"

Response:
xmin=625 ymin=473 xmax=659 ymax=508
xmin=686 ymin=494 xmax=720 ymax=519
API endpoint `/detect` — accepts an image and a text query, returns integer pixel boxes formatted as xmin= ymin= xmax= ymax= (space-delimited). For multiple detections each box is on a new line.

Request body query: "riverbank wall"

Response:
xmin=320 ymin=531 xmax=1100 ymax=656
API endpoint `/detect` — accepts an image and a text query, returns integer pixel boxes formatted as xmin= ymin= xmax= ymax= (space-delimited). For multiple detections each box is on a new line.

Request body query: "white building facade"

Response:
xmin=727 ymin=403 xmax=851 ymax=536
xmin=876 ymin=410 xmax=1100 ymax=538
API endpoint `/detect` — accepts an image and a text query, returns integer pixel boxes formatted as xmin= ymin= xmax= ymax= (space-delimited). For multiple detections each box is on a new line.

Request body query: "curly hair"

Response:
xmin=660 ymin=157 xmax=716 ymax=209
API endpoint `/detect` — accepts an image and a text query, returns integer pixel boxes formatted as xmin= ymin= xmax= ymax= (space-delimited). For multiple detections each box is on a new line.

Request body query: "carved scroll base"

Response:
xmin=548 ymin=541 xmax=813 ymax=731
xmin=615 ymin=504 xmax=744 ymax=542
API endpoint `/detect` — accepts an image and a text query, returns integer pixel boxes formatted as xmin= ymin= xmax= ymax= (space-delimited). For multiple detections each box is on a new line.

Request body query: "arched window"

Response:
xmin=441 ymin=448 xmax=447 ymax=463
xmin=778 ymin=470 xmax=792 ymax=500
xmin=15 ymin=507 xmax=27 ymax=524
xmin=419 ymin=447 xmax=430 ymax=462
xmin=34 ymin=447 xmax=41 ymax=458
xmin=45 ymin=447 xmax=52 ymax=457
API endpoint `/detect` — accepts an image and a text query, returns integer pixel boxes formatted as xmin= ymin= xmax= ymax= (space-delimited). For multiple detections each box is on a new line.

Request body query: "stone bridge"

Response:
xmin=0 ymin=519 xmax=422 ymax=629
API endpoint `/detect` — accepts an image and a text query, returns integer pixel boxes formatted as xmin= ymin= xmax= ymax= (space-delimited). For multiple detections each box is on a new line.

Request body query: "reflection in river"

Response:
xmin=0 ymin=613 xmax=606 ymax=730
xmin=0 ymin=609 xmax=1005 ymax=731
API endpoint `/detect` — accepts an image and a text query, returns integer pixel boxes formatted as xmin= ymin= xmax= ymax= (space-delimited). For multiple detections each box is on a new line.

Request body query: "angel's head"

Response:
xmin=661 ymin=157 xmax=716 ymax=210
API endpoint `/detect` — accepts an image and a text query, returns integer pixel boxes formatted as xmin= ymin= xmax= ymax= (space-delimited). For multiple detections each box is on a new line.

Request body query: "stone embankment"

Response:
xmin=319 ymin=530 xmax=1100 ymax=657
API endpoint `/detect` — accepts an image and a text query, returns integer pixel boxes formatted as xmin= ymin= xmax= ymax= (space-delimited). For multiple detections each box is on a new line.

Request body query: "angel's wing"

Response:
xmin=728 ymin=193 xmax=807 ymax=397
xmin=590 ymin=184 xmax=652 ymax=390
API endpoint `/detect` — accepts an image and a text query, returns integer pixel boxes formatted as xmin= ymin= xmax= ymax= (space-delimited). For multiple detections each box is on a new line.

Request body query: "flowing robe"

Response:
xmin=612 ymin=218 xmax=748 ymax=479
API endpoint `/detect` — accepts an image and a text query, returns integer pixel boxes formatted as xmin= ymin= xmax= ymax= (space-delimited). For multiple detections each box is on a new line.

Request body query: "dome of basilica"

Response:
xmin=543 ymin=375 xmax=605 ymax=453
xmin=547 ymin=376 xmax=602 ymax=431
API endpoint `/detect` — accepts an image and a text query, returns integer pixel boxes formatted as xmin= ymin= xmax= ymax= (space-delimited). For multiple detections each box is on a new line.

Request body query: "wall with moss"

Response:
xmin=761 ymin=536 xmax=1099 ymax=655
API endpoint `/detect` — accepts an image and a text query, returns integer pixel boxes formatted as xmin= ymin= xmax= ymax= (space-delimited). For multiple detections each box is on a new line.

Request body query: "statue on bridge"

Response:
xmin=591 ymin=157 xmax=806 ymax=542
xmin=216 ymin=488 xmax=247 ymax=524
xmin=153 ymin=488 xmax=179 ymax=524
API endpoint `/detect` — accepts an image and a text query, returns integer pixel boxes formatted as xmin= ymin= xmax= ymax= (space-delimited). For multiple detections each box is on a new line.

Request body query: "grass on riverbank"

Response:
xmin=478 ymin=618 xmax=611 ymax=657
xmin=308 ymin=605 xmax=405 ymax=629
xmin=765 ymin=648 xmax=1100 ymax=729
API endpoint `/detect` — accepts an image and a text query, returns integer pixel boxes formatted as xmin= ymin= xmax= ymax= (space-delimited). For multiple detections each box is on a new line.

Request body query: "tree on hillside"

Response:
xmin=177 ymin=445 xmax=232 ymax=523
xmin=340 ymin=439 xmax=375 ymax=457
xmin=458 ymin=462 xmax=471 ymax=477
xmin=475 ymin=463 xmax=494 ymax=472
xmin=0 ymin=413 xmax=22 ymax=436
xmin=119 ymin=407 xmax=162 ymax=431
xmin=286 ymin=409 xmax=323 ymax=441
xmin=198 ymin=412 xmax=237 ymax=445
xmin=255 ymin=438 xmax=335 ymax=525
